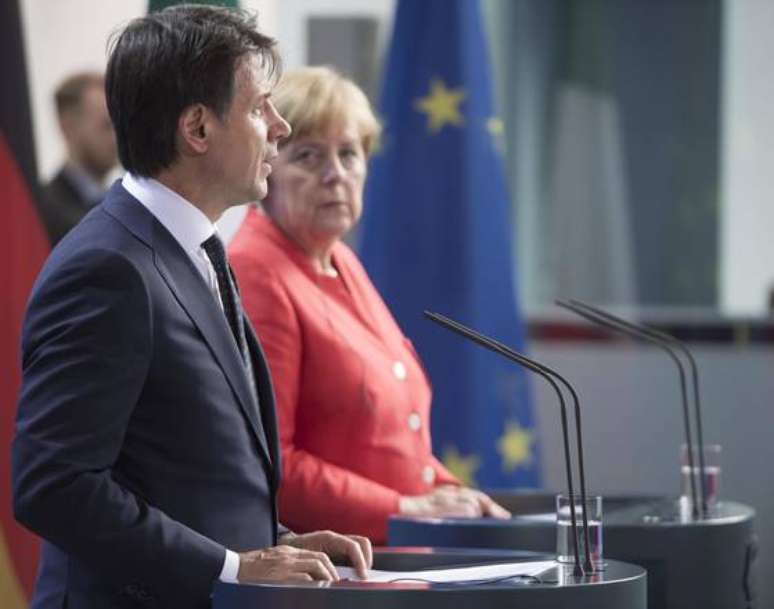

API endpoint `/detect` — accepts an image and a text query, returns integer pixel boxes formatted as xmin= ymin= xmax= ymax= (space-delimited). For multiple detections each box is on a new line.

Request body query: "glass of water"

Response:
xmin=680 ymin=443 xmax=722 ymax=511
xmin=556 ymin=494 xmax=603 ymax=568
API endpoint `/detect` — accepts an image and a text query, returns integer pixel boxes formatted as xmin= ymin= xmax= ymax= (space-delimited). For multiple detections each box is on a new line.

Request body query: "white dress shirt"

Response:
xmin=121 ymin=173 xmax=241 ymax=583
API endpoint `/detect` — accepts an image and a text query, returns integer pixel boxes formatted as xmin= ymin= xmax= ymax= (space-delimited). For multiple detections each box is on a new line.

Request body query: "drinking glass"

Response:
xmin=556 ymin=494 xmax=603 ymax=568
xmin=680 ymin=443 xmax=722 ymax=511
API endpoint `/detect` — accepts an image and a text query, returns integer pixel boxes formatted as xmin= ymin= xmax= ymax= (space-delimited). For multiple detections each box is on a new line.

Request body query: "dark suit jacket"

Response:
xmin=38 ymin=166 xmax=97 ymax=246
xmin=13 ymin=182 xmax=282 ymax=609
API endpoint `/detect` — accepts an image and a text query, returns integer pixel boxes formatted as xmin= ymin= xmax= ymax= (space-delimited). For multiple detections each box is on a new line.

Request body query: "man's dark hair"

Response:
xmin=54 ymin=72 xmax=104 ymax=116
xmin=105 ymin=4 xmax=280 ymax=177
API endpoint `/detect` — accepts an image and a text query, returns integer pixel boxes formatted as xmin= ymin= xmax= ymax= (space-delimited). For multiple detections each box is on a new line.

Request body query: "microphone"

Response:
xmin=563 ymin=299 xmax=709 ymax=517
xmin=424 ymin=310 xmax=593 ymax=575
xmin=559 ymin=299 xmax=708 ymax=517
xmin=556 ymin=299 xmax=704 ymax=519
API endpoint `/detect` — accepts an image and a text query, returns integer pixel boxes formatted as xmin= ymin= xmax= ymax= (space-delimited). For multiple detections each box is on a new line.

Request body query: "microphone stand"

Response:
xmin=424 ymin=311 xmax=590 ymax=575
xmin=564 ymin=299 xmax=708 ymax=518
xmin=556 ymin=300 xmax=702 ymax=520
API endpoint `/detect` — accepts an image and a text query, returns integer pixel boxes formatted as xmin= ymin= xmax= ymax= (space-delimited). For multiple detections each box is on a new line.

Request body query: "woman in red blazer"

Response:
xmin=229 ymin=67 xmax=509 ymax=543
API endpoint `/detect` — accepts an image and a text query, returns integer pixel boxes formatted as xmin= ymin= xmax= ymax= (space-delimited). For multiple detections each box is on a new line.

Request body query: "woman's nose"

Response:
xmin=321 ymin=155 xmax=346 ymax=183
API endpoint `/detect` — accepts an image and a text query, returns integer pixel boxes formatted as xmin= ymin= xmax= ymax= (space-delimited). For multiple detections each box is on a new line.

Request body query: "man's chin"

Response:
xmin=252 ymin=179 xmax=269 ymax=202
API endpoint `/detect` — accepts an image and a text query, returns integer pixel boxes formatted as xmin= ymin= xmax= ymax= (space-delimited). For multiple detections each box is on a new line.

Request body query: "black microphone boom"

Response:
xmin=556 ymin=299 xmax=703 ymax=519
xmin=564 ymin=298 xmax=708 ymax=517
xmin=424 ymin=310 xmax=591 ymax=574
xmin=429 ymin=313 xmax=594 ymax=571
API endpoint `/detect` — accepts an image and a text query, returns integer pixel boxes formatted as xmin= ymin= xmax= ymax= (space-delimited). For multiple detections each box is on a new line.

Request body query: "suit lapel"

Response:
xmin=102 ymin=185 xmax=272 ymax=469
xmin=244 ymin=324 xmax=281 ymax=488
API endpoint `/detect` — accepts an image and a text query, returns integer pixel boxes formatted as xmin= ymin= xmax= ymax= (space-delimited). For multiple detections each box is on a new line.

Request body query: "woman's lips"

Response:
xmin=320 ymin=201 xmax=347 ymax=209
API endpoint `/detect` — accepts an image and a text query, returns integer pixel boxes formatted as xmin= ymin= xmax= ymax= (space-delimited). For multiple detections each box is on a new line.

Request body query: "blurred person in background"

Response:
xmin=38 ymin=72 xmax=118 ymax=245
xmin=229 ymin=66 xmax=511 ymax=544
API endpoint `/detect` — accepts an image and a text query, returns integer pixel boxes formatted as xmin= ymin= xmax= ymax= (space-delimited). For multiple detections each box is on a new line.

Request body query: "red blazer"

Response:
xmin=229 ymin=209 xmax=458 ymax=542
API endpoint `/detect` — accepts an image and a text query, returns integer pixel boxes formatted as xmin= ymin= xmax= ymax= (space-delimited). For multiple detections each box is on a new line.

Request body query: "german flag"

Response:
xmin=0 ymin=1 xmax=50 ymax=607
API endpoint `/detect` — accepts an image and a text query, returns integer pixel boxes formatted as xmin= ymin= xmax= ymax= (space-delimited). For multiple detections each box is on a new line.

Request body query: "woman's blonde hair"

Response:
xmin=273 ymin=66 xmax=381 ymax=156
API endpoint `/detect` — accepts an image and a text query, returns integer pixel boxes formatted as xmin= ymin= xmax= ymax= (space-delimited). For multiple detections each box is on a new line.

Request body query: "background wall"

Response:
xmin=720 ymin=0 xmax=774 ymax=315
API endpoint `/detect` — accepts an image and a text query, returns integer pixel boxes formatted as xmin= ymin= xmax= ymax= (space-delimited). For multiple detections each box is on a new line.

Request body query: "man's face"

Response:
xmin=62 ymin=83 xmax=118 ymax=179
xmin=206 ymin=55 xmax=291 ymax=206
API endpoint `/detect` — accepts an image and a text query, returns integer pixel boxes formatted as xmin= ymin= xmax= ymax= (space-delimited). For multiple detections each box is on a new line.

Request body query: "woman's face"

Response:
xmin=265 ymin=120 xmax=367 ymax=253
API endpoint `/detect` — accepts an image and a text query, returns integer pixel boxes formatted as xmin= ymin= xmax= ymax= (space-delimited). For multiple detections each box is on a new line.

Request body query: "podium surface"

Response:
xmin=213 ymin=547 xmax=646 ymax=609
xmin=388 ymin=493 xmax=757 ymax=609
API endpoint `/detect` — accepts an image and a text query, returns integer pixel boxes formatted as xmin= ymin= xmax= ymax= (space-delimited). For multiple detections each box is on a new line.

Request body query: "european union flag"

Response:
xmin=360 ymin=0 xmax=540 ymax=488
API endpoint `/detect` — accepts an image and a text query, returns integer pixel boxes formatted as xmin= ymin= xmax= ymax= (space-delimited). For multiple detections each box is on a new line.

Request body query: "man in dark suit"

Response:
xmin=12 ymin=6 xmax=371 ymax=609
xmin=38 ymin=72 xmax=118 ymax=245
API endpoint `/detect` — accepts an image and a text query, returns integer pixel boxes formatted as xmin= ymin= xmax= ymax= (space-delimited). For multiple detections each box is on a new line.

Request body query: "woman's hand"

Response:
xmin=399 ymin=485 xmax=511 ymax=519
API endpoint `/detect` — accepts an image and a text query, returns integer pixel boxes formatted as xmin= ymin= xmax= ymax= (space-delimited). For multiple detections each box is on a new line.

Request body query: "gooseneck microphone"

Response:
xmin=424 ymin=310 xmax=591 ymax=575
xmin=563 ymin=298 xmax=709 ymax=518
xmin=556 ymin=299 xmax=703 ymax=519
xmin=428 ymin=313 xmax=594 ymax=571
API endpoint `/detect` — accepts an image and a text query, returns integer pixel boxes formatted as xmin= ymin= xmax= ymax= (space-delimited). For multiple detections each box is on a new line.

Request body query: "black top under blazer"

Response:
xmin=13 ymin=182 xmax=283 ymax=609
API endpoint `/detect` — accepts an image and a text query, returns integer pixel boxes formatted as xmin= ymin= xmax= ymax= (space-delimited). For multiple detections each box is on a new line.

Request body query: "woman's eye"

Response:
xmin=293 ymin=149 xmax=319 ymax=166
xmin=340 ymin=147 xmax=361 ymax=166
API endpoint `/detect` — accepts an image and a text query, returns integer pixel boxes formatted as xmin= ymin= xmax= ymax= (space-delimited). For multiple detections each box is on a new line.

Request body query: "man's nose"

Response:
xmin=268 ymin=101 xmax=291 ymax=141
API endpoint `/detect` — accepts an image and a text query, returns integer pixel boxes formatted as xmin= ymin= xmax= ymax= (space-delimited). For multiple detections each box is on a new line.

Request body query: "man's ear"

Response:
xmin=178 ymin=104 xmax=210 ymax=155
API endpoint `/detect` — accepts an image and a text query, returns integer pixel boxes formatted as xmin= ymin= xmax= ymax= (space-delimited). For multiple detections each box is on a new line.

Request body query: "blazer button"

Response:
xmin=422 ymin=465 xmax=435 ymax=485
xmin=392 ymin=361 xmax=407 ymax=380
xmin=408 ymin=412 xmax=421 ymax=431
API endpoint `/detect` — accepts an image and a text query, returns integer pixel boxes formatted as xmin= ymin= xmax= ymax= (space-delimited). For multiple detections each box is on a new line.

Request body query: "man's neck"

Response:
xmin=153 ymin=167 xmax=225 ymax=223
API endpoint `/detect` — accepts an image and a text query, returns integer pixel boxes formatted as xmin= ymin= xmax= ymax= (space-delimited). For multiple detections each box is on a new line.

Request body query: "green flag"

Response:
xmin=149 ymin=0 xmax=238 ymax=12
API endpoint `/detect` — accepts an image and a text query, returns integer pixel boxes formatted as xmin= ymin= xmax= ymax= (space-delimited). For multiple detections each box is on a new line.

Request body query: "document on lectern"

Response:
xmin=337 ymin=560 xmax=556 ymax=584
xmin=518 ymin=512 xmax=556 ymax=523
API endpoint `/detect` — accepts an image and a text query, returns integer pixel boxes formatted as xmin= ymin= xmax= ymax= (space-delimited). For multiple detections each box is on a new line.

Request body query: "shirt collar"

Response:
xmin=122 ymin=172 xmax=215 ymax=253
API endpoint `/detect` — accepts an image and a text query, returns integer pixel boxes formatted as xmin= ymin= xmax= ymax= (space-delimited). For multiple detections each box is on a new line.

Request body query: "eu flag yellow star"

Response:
xmin=486 ymin=116 xmax=506 ymax=154
xmin=414 ymin=78 xmax=466 ymax=133
xmin=441 ymin=446 xmax=480 ymax=487
xmin=486 ymin=116 xmax=504 ymax=137
xmin=497 ymin=420 xmax=534 ymax=472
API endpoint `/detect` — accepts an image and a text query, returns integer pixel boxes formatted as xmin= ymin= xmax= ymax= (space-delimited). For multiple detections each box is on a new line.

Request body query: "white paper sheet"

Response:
xmin=336 ymin=560 xmax=556 ymax=584
xmin=517 ymin=511 xmax=557 ymax=523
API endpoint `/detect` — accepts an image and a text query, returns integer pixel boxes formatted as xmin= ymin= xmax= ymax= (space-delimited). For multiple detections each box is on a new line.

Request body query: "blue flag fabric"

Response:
xmin=360 ymin=0 xmax=540 ymax=488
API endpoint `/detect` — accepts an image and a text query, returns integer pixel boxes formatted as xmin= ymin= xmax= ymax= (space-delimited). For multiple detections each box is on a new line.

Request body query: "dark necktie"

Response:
xmin=201 ymin=234 xmax=248 ymax=361
xmin=202 ymin=234 xmax=269 ymax=460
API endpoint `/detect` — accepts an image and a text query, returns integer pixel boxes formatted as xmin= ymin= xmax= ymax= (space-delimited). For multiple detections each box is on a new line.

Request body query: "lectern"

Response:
xmin=388 ymin=493 xmax=757 ymax=609
xmin=212 ymin=546 xmax=647 ymax=609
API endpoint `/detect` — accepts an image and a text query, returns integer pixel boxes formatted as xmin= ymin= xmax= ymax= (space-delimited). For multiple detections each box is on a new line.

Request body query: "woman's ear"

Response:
xmin=177 ymin=104 xmax=209 ymax=155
